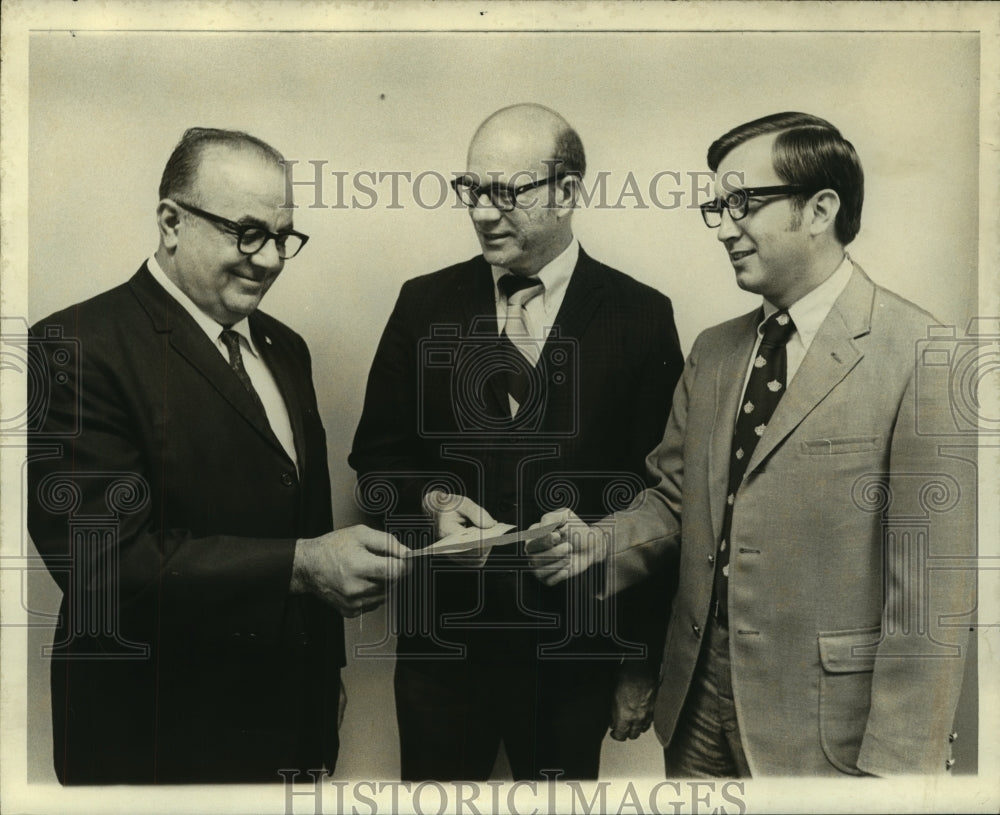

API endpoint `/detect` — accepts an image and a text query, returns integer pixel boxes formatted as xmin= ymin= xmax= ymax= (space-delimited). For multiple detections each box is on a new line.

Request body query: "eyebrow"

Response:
xmin=233 ymin=215 xmax=270 ymax=228
xmin=234 ymin=214 xmax=296 ymax=233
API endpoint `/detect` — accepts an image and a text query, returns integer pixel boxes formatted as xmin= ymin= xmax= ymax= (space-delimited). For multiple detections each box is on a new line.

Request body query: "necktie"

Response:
xmin=497 ymin=273 xmax=544 ymax=411
xmin=219 ymin=328 xmax=266 ymax=415
xmin=713 ymin=310 xmax=796 ymax=621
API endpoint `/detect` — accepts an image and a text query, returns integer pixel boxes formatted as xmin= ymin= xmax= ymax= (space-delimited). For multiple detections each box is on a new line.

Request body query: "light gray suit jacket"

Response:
xmin=609 ymin=265 xmax=976 ymax=775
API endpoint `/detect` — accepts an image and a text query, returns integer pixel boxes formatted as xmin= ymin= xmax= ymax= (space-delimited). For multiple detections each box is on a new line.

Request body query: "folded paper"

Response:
xmin=405 ymin=521 xmax=562 ymax=558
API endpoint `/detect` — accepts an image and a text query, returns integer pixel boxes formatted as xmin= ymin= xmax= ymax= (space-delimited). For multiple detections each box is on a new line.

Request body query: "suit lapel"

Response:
xmin=251 ymin=316 xmax=305 ymax=471
xmin=457 ymin=255 xmax=498 ymax=335
xmin=744 ymin=267 xmax=873 ymax=476
xmin=547 ymin=248 xmax=604 ymax=344
xmin=129 ymin=264 xmax=291 ymax=460
xmin=455 ymin=256 xmax=509 ymax=416
xmin=709 ymin=311 xmax=760 ymax=539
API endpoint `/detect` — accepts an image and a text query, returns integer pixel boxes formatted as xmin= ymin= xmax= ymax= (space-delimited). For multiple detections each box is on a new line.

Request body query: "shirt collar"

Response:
xmin=491 ymin=237 xmax=579 ymax=313
xmin=761 ymin=254 xmax=854 ymax=345
xmin=147 ymin=255 xmax=259 ymax=356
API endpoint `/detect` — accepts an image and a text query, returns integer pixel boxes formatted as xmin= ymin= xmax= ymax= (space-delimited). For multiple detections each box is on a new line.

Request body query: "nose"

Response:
xmin=469 ymin=194 xmax=501 ymax=225
xmin=249 ymin=237 xmax=285 ymax=273
xmin=716 ymin=207 xmax=741 ymax=243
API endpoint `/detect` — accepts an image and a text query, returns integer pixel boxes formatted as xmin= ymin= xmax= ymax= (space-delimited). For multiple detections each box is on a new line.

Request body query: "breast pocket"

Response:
xmin=817 ymin=626 xmax=880 ymax=774
xmin=800 ymin=436 xmax=884 ymax=455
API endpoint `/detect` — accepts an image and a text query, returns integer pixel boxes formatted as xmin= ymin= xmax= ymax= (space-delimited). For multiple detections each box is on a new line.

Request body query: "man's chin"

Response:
xmin=220 ymin=293 xmax=266 ymax=323
xmin=481 ymin=247 xmax=511 ymax=267
xmin=733 ymin=267 xmax=762 ymax=295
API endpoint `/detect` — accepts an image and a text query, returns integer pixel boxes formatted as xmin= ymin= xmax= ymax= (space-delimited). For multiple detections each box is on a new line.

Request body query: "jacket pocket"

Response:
xmin=817 ymin=626 xmax=880 ymax=774
xmin=801 ymin=436 xmax=883 ymax=455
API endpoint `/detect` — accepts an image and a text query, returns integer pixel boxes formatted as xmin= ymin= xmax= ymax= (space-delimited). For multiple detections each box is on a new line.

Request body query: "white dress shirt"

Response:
xmin=147 ymin=256 xmax=299 ymax=470
xmin=491 ymin=238 xmax=578 ymax=344
xmin=737 ymin=254 xmax=855 ymax=420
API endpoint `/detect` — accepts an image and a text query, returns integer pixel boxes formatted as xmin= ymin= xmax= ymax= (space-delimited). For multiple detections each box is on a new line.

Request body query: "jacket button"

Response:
xmin=949 ymin=731 xmax=958 ymax=743
xmin=945 ymin=758 xmax=956 ymax=770
xmin=281 ymin=472 xmax=294 ymax=487
xmin=707 ymin=554 xmax=715 ymax=564
xmin=692 ymin=624 xmax=701 ymax=637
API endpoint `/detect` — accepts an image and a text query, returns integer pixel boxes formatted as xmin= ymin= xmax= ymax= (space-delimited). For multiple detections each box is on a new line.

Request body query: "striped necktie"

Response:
xmin=497 ymin=273 xmax=544 ymax=411
xmin=219 ymin=328 xmax=266 ymax=415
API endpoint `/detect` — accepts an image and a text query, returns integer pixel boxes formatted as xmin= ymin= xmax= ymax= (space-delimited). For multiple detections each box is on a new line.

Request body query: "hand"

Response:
xmin=525 ymin=508 xmax=609 ymax=586
xmin=609 ymin=663 xmax=657 ymax=741
xmin=290 ymin=525 xmax=410 ymax=617
xmin=423 ymin=490 xmax=496 ymax=567
xmin=338 ymin=679 xmax=348 ymax=731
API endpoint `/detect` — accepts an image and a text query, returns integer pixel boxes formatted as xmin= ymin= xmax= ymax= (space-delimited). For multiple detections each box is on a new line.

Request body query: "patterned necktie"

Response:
xmin=497 ymin=273 xmax=544 ymax=410
xmin=713 ymin=310 xmax=796 ymax=621
xmin=219 ymin=329 xmax=266 ymax=415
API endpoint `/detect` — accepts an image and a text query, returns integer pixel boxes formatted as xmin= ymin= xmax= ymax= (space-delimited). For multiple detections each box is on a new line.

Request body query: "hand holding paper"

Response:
xmin=526 ymin=508 xmax=610 ymax=585
xmin=291 ymin=526 xmax=410 ymax=617
xmin=422 ymin=490 xmax=498 ymax=566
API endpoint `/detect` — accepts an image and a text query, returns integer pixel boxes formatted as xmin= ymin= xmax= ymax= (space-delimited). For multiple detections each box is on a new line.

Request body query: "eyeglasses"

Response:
xmin=174 ymin=200 xmax=310 ymax=259
xmin=700 ymin=185 xmax=811 ymax=228
xmin=450 ymin=172 xmax=573 ymax=212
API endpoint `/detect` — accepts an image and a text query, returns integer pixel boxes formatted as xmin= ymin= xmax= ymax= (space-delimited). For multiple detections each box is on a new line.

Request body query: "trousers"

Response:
xmin=663 ymin=617 xmax=751 ymax=778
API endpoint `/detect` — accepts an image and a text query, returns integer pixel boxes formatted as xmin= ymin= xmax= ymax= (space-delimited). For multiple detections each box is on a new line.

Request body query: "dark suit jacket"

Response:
xmin=27 ymin=264 xmax=342 ymax=784
xmin=610 ymin=266 xmax=977 ymax=775
xmin=350 ymin=249 xmax=684 ymax=665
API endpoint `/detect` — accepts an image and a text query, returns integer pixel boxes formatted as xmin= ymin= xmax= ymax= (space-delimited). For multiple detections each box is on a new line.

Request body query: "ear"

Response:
xmin=806 ymin=189 xmax=840 ymax=237
xmin=553 ymin=174 xmax=580 ymax=219
xmin=156 ymin=199 xmax=183 ymax=250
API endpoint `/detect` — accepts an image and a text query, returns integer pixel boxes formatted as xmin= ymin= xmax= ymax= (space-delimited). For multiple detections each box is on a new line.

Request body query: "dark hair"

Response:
xmin=551 ymin=125 xmax=586 ymax=178
xmin=158 ymin=127 xmax=285 ymax=203
xmin=707 ymin=112 xmax=864 ymax=244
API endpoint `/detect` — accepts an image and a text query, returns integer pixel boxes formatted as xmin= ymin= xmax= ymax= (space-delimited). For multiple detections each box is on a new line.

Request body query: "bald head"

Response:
xmin=468 ymin=103 xmax=585 ymax=181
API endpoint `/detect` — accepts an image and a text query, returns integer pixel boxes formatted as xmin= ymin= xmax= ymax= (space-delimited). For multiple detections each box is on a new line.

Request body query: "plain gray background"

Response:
xmin=22 ymin=28 xmax=981 ymax=784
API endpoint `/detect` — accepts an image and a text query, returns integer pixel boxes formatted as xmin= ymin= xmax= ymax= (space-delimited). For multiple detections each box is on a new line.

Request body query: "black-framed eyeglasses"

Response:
xmin=450 ymin=172 xmax=574 ymax=212
xmin=700 ymin=185 xmax=811 ymax=228
xmin=173 ymin=200 xmax=310 ymax=259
